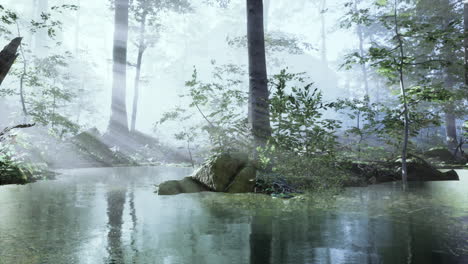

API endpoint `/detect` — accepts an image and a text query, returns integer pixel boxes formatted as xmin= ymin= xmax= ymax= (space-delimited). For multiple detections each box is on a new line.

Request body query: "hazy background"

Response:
xmin=1 ymin=0 xmax=366 ymax=142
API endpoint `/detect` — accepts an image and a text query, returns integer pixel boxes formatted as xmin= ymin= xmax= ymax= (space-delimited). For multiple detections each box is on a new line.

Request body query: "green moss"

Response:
xmin=0 ymin=160 xmax=55 ymax=185
xmin=71 ymin=130 xmax=135 ymax=166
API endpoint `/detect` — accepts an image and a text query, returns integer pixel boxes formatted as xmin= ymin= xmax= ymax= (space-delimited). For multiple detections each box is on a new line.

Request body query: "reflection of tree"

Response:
xmin=250 ymin=214 xmax=272 ymax=264
xmin=106 ymin=187 xmax=127 ymax=263
xmin=129 ymin=185 xmax=140 ymax=263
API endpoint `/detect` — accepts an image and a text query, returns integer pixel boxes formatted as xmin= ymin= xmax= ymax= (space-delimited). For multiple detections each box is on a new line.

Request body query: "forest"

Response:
xmin=0 ymin=0 xmax=467 ymax=263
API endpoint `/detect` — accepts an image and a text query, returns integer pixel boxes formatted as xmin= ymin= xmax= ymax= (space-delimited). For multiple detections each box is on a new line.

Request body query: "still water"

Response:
xmin=0 ymin=166 xmax=467 ymax=264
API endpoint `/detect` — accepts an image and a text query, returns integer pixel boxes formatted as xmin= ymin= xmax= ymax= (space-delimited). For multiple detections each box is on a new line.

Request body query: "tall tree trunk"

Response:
xmin=320 ymin=0 xmax=328 ymax=66
xmin=394 ymin=0 xmax=409 ymax=190
xmin=0 ymin=38 xmax=21 ymax=86
xmin=107 ymin=0 xmax=130 ymax=139
xmin=354 ymin=0 xmax=370 ymax=98
xmin=247 ymin=0 xmax=271 ymax=147
xmin=443 ymin=63 xmax=458 ymax=152
xmin=464 ymin=2 xmax=468 ymax=85
xmin=130 ymin=13 xmax=147 ymax=132
xmin=445 ymin=111 xmax=457 ymax=150
xmin=441 ymin=0 xmax=458 ymax=152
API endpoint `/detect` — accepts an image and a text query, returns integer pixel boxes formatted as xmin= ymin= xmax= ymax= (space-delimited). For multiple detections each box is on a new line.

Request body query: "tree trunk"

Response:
xmin=320 ymin=0 xmax=328 ymax=66
xmin=394 ymin=0 xmax=409 ymax=190
xmin=0 ymin=38 xmax=22 ymax=86
xmin=247 ymin=0 xmax=271 ymax=147
xmin=444 ymin=72 xmax=458 ymax=152
xmin=464 ymin=2 xmax=468 ymax=85
xmin=130 ymin=13 xmax=147 ymax=132
xmin=107 ymin=0 xmax=130 ymax=139
xmin=354 ymin=0 xmax=370 ymax=98
xmin=445 ymin=111 xmax=458 ymax=151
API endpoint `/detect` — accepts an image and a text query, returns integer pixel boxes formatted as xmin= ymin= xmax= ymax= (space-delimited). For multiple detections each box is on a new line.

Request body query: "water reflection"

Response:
xmin=250 ymin=214 xmax=272 ymax=264
xmin=0 ymin=167 xmax=466 ymax=264
xmin=106 ymin=187 xmax=126 ymax=263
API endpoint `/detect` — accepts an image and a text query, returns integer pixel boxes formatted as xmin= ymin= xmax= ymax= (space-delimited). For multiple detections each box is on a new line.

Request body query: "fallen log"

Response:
xmin=0 ymin=37 xmax=22 ymax=86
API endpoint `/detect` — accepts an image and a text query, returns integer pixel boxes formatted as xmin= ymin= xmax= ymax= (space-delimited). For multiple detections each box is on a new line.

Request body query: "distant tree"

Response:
xmin=246 ymin=0 xmax=271 ymax=148
xmin=107 ymin=0 xmax=130 ymax=140
xmin=343 ymin=0 xmax=458 ymax=189
xmin=129 ymin=0 xmax=191 ymax=132
xmin=412 ymin=0 xmax=465 ymax=153
xmin=0 ymin=4 xmax=78 ymax=117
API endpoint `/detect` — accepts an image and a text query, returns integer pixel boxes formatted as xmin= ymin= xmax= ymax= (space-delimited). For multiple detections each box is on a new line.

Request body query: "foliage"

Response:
xmin=268 ymin=69 xmax=340 ymax=156
xmin=0 ymin=126 xmax=53 ymax=185
xmin=0 ymin=4 xmax=84 ymax=138
xmin=0 ymin=4 xmax=78 ymax=40
xmin=227 ymin=31 xmax=314 ymax=55
xmin=260 ymin=70 xmax=346 ymax=192
xmin=18 ymin=54 xmax=80 ymax=138
xmin=340 ymin=0 xmax=464 ymax=159
xmin=334 ymin=95 xmax=442 ymax=159
xmin=159 ymin=63 xmax=251 ymax=154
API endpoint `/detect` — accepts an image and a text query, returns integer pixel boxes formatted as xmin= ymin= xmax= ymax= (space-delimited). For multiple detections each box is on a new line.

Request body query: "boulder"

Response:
xmin=157 ymin=152 xmax=256 ymax=195
xmin=158 ymin=177 xmax=210 ymax=195
xmin=395 ymin=155 xmax=459 ymax=181
xmin=225 ymin=164 xmax=257 ymax=193
xmin=423 ymin=148 xmax=456 ymax=163
xmin=192 ymin=152 xmax=250 ymax=191
xmin=345 ymin=155 xmax=459 ymax=186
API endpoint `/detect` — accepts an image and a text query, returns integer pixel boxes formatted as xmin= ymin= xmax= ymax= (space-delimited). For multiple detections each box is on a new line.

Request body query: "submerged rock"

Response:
xmin=158 ymin=152 xmax=256 ymax=195
xmin=158 ymin=177 xmax=210 ymax=195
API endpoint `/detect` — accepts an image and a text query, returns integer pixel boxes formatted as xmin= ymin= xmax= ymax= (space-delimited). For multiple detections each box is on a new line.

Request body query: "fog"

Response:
xmin=2 ymin=0 xmax=357 ymax=137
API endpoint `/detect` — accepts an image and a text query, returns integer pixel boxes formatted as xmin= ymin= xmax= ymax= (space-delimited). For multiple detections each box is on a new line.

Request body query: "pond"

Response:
xmin=0 ymin=166 xmax=467 ymax=264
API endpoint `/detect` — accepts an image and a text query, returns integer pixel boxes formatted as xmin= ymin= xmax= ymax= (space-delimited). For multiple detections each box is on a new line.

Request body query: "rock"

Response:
xmin=53 ymin=128 xmax=135 ymax=168
xmin=192 ymin=152 xmax=250 ymax=192
xmin=345 ymin=155 xmax=459 ymax=186
xmin=395 ymin=155 xmax=459 ymax=181
xmin=225 ymin=164 xmax=256 ymax=193
xmin=158 ymin=152 xmax=256 ymax=195
xmin=423 ymin=148 xmax=456 ymax=163
xmin=158 ymin=177 xmax=211 ymax=195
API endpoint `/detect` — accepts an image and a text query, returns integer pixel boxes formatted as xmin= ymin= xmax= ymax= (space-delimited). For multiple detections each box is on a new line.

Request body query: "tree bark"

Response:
xmin=445 ymin=111 xmax=458 ymax=151
xmin=444 ymin=72 xmax=458 ymax=152
xmin=394 ymin=0 xmax=409 ymax=190
xmin=130 ymin=13 xmax=147 ymax=132
xmin=247 ymin=0 xmax=271 ymax=147
xmin=0 ymin=38 xmax=22 ymax=87
xmin=354 ymin=0 xmax=370 ymax=98
xmin=107 ymin=0 xmax=130 ymax=139
xmin=464 ymin=2 xmax=468 ymax=85
xmin=320 ymin=0 xmax=328 ymax=66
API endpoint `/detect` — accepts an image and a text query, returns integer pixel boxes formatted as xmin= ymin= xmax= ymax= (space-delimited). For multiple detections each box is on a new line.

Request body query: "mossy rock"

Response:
xmin=394 ymin=155 xmax=459 ymax=181
xmin=225 ymin=164 xmax=256 ymax=193
xmin=158 ymin=152 xmax=256 ymax=195
xmin=424 ymin=147 xmax=456 ymax=163
xmin=158 ymin=177 xmax=211 ymax=195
